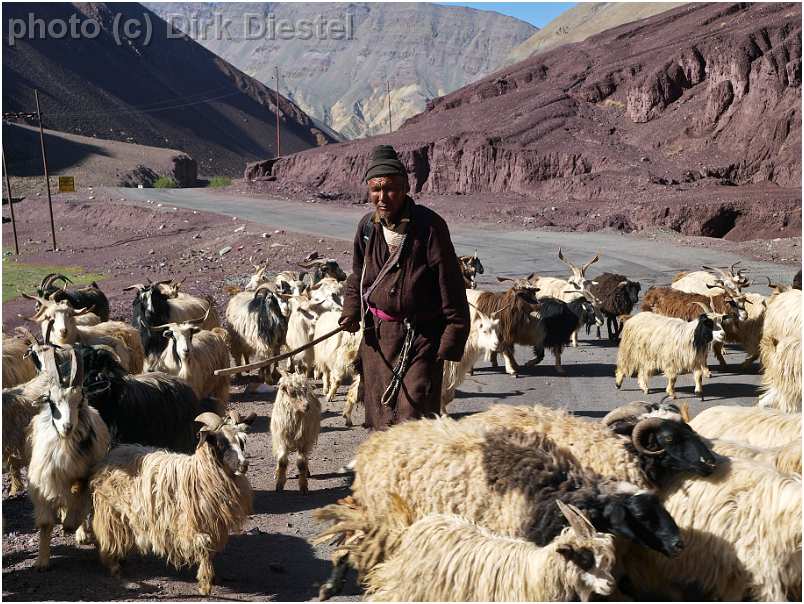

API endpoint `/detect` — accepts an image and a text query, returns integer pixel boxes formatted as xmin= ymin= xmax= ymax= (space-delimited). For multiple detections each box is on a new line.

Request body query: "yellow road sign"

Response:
xmin=58 ymin=176 xmax=75 ymax=193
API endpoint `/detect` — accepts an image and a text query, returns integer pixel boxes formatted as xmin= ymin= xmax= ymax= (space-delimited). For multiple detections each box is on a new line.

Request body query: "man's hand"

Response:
xmin=339 ymin=316 xmax=360 ymax=333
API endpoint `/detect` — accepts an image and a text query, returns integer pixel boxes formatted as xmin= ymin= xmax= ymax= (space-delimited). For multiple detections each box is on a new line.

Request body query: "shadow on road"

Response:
xmin=254 ymin=485 xmax=350 ymax=516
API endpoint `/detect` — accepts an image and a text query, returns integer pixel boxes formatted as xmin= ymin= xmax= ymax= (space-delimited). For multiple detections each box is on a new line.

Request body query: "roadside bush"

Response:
xmin=208 ymin=176 xmax=232 ymax=188
xmin=153 ymin=176 xmax=178 ymax=188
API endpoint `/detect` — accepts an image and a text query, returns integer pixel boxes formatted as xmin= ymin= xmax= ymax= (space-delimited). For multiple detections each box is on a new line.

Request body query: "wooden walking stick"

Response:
xmin=214 ymin=325 xmax=346 ymax=376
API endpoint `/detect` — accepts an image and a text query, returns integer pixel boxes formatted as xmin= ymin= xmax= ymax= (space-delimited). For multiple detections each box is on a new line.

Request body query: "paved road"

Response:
xmin=115 ymin=187 xmax=796 ymax=287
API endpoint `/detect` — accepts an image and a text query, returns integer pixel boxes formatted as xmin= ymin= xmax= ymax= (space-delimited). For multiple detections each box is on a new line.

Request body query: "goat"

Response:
xmin=313 ymin=310 xmax=362 ymax=422
xmin=457 ymin=250 xmax=484 ymax=289
xmin=671 ymin=261 xmax=749 ymax=296
xmin=77 ymin=343 xmax=224 ymax=452
xmin=641 ymin=286 xmax=754 ymax=369
xmin=286 ymin=293 xmax=342 ymax=376
xmin=2 ymin=331 xmax=38 ymax=387
xmin=532 ymin=295 xmax=601 ymax=373
xmin=615 ymin=304 xmax=726 ymax=399
xmin=557 ymin=247 xmax=600 ymax=289
xmin=27 ymin=346 xmax=111 ymax=569
xmin=245 ymin=264 xmax=270 ymax=291
xmin=22 ymin=295 xmax=144 ymax=374
xmin=441 ymin=303 xmax=501 ymax=414
xmin=689 ymin=405 xmax=801 ymax=449
xmin=271 ymin=372 xmax=321 ymax=494
xmin=759 ymin=334 xmax=802 ymax=413
xmin=364 ymin=500 xmax=616 ymax=602
xmin=759 ymin=288 xmax=801 ymax=390
xmin=466 ymin=279 xmax=542 ymax=376
xmin=125 ymin=279 xmax=220 ymax=366
xmin=298 ymin=256 xmax=347 ymax=289
xmin=587 ymin=273 xmax=641 ymax=341
xmin=621 ymin=457 xmax=801 ymax=601
xmin=90 ymin=411 xmax=255 ymax=595
xmin=146 ymin=309 xmax=231 ymax=402
xmin=36 ymin=273 xmax=110 ymax=322
xmin=225 ymin=285 xmax=289 ymax=384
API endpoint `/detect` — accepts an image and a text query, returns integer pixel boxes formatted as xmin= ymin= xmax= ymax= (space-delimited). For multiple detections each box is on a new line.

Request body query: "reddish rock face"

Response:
xmin=270 ymin=3 xmax=801 ymax=241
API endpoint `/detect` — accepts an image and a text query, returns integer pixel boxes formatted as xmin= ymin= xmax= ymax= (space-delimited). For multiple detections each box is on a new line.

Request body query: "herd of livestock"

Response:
xmin=1 ymin=247 xmax=802 ymax=601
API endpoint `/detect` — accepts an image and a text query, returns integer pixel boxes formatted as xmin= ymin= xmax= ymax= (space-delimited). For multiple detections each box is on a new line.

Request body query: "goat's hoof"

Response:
xmin=198 ymin=584 xmax=212 ymax=596
xmin=275 ymin=484 xmax=284 ymax=493
xmin=343 ymin=418 xmax=353 ymax=428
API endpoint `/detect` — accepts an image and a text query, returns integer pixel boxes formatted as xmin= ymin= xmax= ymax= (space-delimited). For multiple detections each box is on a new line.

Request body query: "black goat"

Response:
xmin=532 ymin=296 xmax=595 ymax=372
xmin=298 ymin=258 xmax=347 ymax=288
xmin=37 ymin=273 xmax=110 ymax=321
xmin=588 ymin=273 xmax=641 ymax=341
xmin=70 ymin=344 xmax=224 ymax=453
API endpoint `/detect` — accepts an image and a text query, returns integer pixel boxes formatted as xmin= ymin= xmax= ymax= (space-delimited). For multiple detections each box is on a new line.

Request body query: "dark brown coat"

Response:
xmin=341 ymin=198 xmax=470 ymax=429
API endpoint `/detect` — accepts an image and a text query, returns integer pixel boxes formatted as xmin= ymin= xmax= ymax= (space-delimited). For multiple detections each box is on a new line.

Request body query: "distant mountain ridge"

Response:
xmin=505 ymin=2 xmax=686 ymax=65
xmin=2 ymin=2 xmax=337 ymax=177
xmin=146 ymin=2 xmax=537 ymax=139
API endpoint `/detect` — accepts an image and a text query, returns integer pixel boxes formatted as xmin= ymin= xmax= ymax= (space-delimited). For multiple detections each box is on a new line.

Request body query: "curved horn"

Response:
xmin=701 ymin=265 xmax=731 ymax=281
xmin=496 ymin=276 xmax=515 ymax=282
xmin=22 ymin=292 xmax=51 ymax=307
xmin=195 ymin=412 xmax=224 ymax=431
xmin=582 ymin=253 xmax=600 ymax=273
xmin=557 ymin=247 xmax=574 ymax=268
xmin=492 ymin=302 xmax=512 ymax=317
xmin=693 ymin=300 xmax=713 ymax=315
xmin=601 ymin=402 xmax=653 ymax=429
xmin=69 ymin=347 xmax=83 ymax=388
xmin=556 ymin=500 xmax=595 ymax=539
xmin=39 ymin=346 xmax=61 ymax=385
xmin=14 ymin=326 xmax=40 ymax=346
xmin=122 ymin=283 xmax=146 ymax=292
xmin=631 ymin=417 xmax=666 ymax=456
xmin=188 ymin=303 xmax=212 ymax=325
xmin=44 ymin=319 xmax=54 ymax=345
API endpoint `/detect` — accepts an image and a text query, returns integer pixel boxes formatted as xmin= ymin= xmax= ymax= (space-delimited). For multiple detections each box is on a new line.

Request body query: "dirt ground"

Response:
xmin=1 ymin=191 xmax=796 ymax=601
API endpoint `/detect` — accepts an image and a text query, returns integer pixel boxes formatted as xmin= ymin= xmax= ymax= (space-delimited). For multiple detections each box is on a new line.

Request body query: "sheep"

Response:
xmin=2 ymin=331 xmax=37 ymax=387
xmin=313 ymin=309 xmax=361 ymax=411
xmin=621 ymin=457 xmax=801 ymax=601
xmin=364 ymin=500 xmax=616 ymax=602
xmin=285 ymin=293 xmax=342 ymax=377
xmin=315 ymin=413 xmax=685 ymax=598
xmin=90 ymin=411 xmax=255 ymax=595
xmin=27 ymin=345 xmax=111 ymax=569
xmin=457 ymin=250 xmax=484 ymax=289
xmin=225 ymin=285 xmax=289 ymax=384
xmin=587 ymin=272 xmax=641 ymax=341
xmin=36 ymin=273 xmax=110 ymax=322
xmin=466 ymin=279 xmax=542 ymax=376
xmin=125 ymin=279 xmax=220 ymax=366
xmin=615 ymin=305 xmax=726 ymax=399
xmin=759 ymin=333 xmax=802 ymax=413
xmin=440 ymin=304 xmax=501 ymax=415
xmin=689 ymin=405 xmax=801 ymax=448
xmin=145 ymin=310 xmax=231 ymax=402
xmin=641 ymin=286 xmax=757 ymax=369
xmin=76 ymin=343 xmax=225 ymax=452
xmin=22 ymin=295 xmax=144 ymax=374
xmin=710 ymin=438 xmax=801 ymax=475
xmin=271 ymin=372 xmax=321 ymax=494
xmin=671 ymin=261 xmax=750 ymax=296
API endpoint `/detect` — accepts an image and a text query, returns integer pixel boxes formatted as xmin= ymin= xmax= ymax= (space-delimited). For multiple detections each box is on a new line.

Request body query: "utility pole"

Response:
xmin=34 ymin=89 xmax=57 ymax=251
xmin=386 ymin=80 xmax=392 ymax=134
xmin=274 ymin=66 xmax=281 ymax=158
xmin=2 ymin=147 xmax=20 ymax=255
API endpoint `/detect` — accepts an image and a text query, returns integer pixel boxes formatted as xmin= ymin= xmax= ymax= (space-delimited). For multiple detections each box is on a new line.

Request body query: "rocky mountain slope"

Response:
xmin=505 ymin=2 xmax=686 ymax=65
xmin=268 ymin=3 xmax=801 ymax=242
xmin=2 ymin=2 xmax=336 ymax=177
xmin=146 ymin=2 xmax=536 ymax=139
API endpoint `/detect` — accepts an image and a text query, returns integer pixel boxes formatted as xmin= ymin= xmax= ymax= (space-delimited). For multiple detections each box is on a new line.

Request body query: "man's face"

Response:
xmin=368 ymin=174 xmax=408 ymax=222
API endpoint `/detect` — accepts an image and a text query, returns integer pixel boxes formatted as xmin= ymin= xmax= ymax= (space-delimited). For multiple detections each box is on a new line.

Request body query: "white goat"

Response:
xmin=23 ymin=294 xmax=144 ymax=374
xmin=615 ymin=306 xmax=725 ymax=399
xmin=90 ymin=411 xmax=254 ymax=595
xmin=271 ymin=372 xmax=321 ymax=494
xmin=759 ymin=333 xmax=802 ymax=413
xmin=2 ymin=332 xmax=37 ymax=387
xmin=365 ymin=500 xmax=616 ymax=602
xmin=672 ymin=262 xmax=750 ymax=296
xmin=313 ymin=310 xmax=361 ymax=410
xmin=285 ymin=293 xmax=341 ymax=376
xmin=27 ymin=346 xmax=110 ymax=569
xmin=147 ymin=311 xmax=231 ymax=402
xmin=441 ymin=304 xmax=501 ymax=415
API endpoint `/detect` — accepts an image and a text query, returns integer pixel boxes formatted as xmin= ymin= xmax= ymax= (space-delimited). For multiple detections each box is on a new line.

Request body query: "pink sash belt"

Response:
xmin=368 ymin=305 xmax=403 ymax=322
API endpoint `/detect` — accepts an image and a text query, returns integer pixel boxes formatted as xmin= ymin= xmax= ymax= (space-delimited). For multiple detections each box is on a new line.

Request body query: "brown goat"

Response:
xmin=641 ymin=287 xmax=751 ymax=369
xmin=465 ymin=281 xmax=541 ymax=376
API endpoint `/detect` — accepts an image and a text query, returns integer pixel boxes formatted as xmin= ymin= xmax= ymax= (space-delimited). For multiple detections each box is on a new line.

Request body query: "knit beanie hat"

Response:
xmin=364 ymin=145 xmax=407 ymax=182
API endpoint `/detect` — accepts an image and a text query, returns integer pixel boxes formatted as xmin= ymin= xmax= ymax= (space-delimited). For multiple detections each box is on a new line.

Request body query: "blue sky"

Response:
xmin=438 ymin=2 xmax=577 ymax=27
